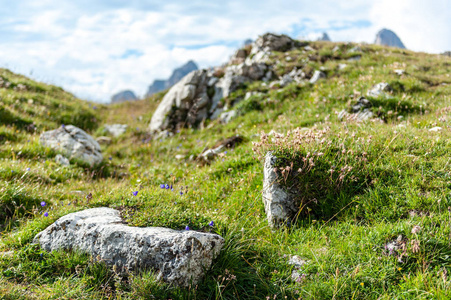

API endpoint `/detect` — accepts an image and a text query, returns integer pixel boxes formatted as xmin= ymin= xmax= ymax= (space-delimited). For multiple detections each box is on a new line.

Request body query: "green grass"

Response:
xmin=1 ymin=41 xmax=451 ymax=299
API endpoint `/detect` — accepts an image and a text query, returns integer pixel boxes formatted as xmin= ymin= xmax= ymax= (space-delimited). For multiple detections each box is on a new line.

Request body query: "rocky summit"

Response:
xmin=374 ymin=28 xmax=406 ymax=49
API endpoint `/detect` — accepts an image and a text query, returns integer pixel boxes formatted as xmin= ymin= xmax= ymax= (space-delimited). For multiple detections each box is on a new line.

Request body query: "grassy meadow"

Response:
xmin=1 ymin=40 xmax=451 ymax=299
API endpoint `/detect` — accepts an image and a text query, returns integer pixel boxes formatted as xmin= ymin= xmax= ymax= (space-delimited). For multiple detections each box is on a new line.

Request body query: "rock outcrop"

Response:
xmin=149 ymin=70 xmax=210 ymax=131
xmin=149 ymin=33 xmax=298 ymax=133
xmin=262 ymin=152 xmax=298 ymax=227
xmin=146 ymin=61 xmax=199 ymax=97
xmin=374 ymin=29 xmax=406 ymax=49
xmin=111 ymin=90 xmax=138 ymax=103
xmin=40 ymin=125 xmax=102 ymax=166
xmin=33 ymin=207 xmax=224 ymax=287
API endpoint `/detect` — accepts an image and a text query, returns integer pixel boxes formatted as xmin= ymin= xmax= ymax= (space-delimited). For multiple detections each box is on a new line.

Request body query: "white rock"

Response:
xmin=367 ymin=82 xmax=392 ymax=98
xmin=309 ymin=70 xmax=326 ymax=84
xmin=149 ymin=70 xmax=209 ymax=132
xmin=104 ymin=124 xmax=128 ymax=137
xmin=338 ymin=64 xmax=347 ymax=70
xmin=219 ymin=110 xmax=237 ymax=124
xmin=55 ymin=154 xmax=70 ymax=166
xmin=394 ymin=69 xmax=405 ymax=76
xmin=40 ymin=125 xmax=103 ymax=166
xmin=33 ymin=207 xmax=224 ymax=287
xmin=175 ymin=154 xmax=185 ymax=160
xmin=429 ymin=126 xmax=442 ymax=132
xmin=347 ymin=55 xmax=361 ymax=61
xmin=262 ymin=152 xmax=298 ymax=227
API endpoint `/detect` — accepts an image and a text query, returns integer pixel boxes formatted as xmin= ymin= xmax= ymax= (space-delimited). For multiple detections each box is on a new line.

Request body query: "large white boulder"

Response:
xmin=262 ymin=152 xmax=298 ymax=227
xmin=40 ymin=125 xmax=102 ymax=166
xmin=149 ymin=70 xmax=209 ymax=132
xmin=33 ymin=207 xmax=224 ymax=287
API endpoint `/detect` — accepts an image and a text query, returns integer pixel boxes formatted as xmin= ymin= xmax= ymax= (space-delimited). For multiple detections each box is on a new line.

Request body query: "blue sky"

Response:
xmin=0 ymin=0 xmax=449 ymax=102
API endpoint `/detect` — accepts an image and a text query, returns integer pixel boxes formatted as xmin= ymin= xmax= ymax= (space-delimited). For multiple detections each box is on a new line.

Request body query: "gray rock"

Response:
xmin=367 ymin=82 xmax=392 ymax=98
xmin=309 ymin=70 xmax=326 ymax=84
xmin=33 ymin=207 xmax=224 ymax=287
xmin=149 ymin=70 xmax=209 ymax=132
xmin=96 ymin=136 xmax=112 ymax=145
xmin=219 ymin=110 xmax=237 ymax=124
xmin=104 ymin=124 xmax=128 ymax=137
xmin=254 ymin=33 xmax=296 ymax=52
xmin=262 ymin=152 xmax=297 ymax=227
xmin=40 ymin=125 xmax=102 ymax=166
xmin=338 ymin=109 xmax=373 ymax=122
xmin=146 ymin=61 xmax=199 ymax=97
xmin=352 ymin=97 xmax=372 ymax=113
xmin=374 ymin=29 xmax=406 ymax=49
xmin=55 ymin=154 xmax=70 ymax=166
xmin=347 ymin=55 xmax=361 ymax=61
xmin=348 ymin=46 xmax=362 ymax=53
xmin=111 ymin=90 xmax=138 ymax=103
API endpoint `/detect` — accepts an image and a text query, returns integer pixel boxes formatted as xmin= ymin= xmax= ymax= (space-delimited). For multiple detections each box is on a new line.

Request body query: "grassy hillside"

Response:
xmin=1 ymin=41 xmax=451 ymax=299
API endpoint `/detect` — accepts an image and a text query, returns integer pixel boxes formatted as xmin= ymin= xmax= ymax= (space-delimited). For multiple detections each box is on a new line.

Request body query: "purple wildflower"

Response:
xmin=109 ymin=157 xmax=112 ymax=161
xmin=160 ymin=184 xmax=165 ymax=189
xmin=165 ymin=184 xmax=170 ymax=189
xmin=185 ymin=226 xmax=189 ymax=230
xmin=41 ymin=201 xmax=46 ymax=207
xmin=180 ymin=191 xmax=183 ymax=195
xmin=44 ymin=212 xmax=49 ymax=217
xmin=132 ymin=191 xmax=138 ymax=196
xmin=209 ymin=221 xmax=214 ymax=227
xmin=26 ymin=168 xmax=30 ymax=171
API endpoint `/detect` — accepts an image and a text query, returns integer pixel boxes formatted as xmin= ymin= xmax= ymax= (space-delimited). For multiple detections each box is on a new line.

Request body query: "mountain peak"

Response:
xmin=374 ymin=28 xmax=406 ymax=49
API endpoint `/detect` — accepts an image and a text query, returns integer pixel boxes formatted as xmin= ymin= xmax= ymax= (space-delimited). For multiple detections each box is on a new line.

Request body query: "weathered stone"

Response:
xmin=33 ymin=207 xmax=224 ymax=287
xmin=40 ymin=125 xmax=102 ymax=166
xmin=352 ymin=97 xmax=372 ymax=113
xmin=347 ymin=55 xmax=361 ymax=61
xmin=254 ymin=33 xmax=296 ymax=52
xmin=309 ymin=70 xmax=326 ymax=84
xmin=219 ymin=110 xmax=237 ymax=124
xmin=262 ymin=152 xmax=298 ymax=227
xmin=96 ymin=136 xmax=112 ymax=145
xmin=104 ymin=124 xmax=128 ymax=137
xmin=367 ymin=82 xmax=392 ymax=98
xmin=55 ymin=154 xmax=70 ymax=166
xmin=149 ymin=70 xmax=209 ymax=132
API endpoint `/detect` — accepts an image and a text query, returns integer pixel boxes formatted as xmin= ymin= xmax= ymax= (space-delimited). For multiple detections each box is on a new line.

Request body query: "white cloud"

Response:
xmin=0 ymin=0 xmax=449 ymax=102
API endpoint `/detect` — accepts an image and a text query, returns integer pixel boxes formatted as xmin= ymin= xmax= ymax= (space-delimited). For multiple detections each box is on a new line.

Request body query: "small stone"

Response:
xmin=429 ymin=127 xmax=442 ymax=132
xmin=309 ymin=70 xmax=326 ymax=84
xmin=40 ymin=125 xmax=102 ymax=166
xmin=55 ymin=154 xmax=70 ymax=166
xmin=104 ymin=124 xmax=128 ymax=137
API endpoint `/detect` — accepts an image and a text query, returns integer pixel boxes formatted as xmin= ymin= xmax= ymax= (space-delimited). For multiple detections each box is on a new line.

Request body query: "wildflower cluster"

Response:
xmin=253 ymin=125 xmax=376 ymax=218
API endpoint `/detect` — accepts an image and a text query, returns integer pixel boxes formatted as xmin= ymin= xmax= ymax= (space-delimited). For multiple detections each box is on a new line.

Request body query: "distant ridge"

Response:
xmin=318 ymin=32 xmax=331 ymax=41
xmin=374 ymin=28 xmax=406 ymax=49
xmin=111 ymin=90 xmax=138 ymax=103
xmin=146 ymin=60 xmax=198 ymax=97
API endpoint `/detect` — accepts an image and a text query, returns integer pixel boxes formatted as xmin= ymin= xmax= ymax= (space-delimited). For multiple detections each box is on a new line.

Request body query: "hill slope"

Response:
xmin=1 ymin=35 xmax=451 ymax=299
